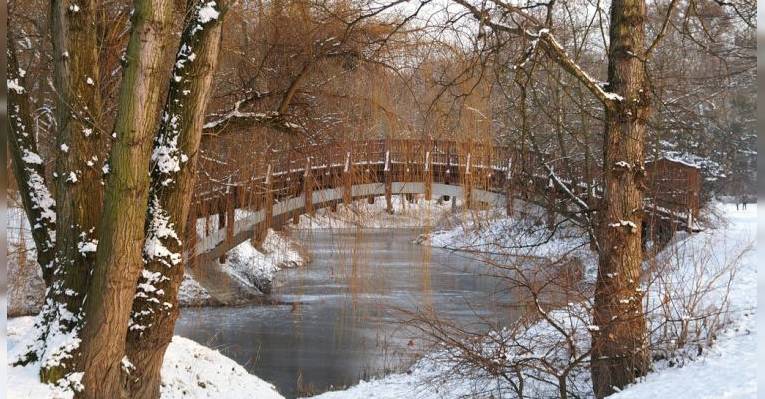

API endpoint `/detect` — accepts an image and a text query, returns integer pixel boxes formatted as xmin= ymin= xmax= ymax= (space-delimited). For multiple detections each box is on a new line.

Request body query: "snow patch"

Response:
xmin=197 ymin=2 xmax=220 ymax=24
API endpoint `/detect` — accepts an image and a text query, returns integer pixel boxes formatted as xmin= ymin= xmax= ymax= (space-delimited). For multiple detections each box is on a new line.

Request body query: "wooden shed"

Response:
xmin=645 ymin=157 xmax=702 ymax=219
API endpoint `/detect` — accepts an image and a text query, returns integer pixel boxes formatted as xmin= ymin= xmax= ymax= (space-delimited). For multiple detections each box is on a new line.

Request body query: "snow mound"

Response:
xmin=7 ymin=317 xmax=285 ymax=399
xmin=178 ymin=274 xmax=218 ymax=307
xmin=418 ymin=201 xmax=597 ymax=276
xmin=220 ymin=229 xmax=307 ymax=294
xmin=161 ymin=336 xmax=283 ymax=399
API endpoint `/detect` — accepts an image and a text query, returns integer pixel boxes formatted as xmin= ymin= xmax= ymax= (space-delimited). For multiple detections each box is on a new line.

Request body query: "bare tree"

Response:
xmin=124 ymin=1 xmax=229 ymax=397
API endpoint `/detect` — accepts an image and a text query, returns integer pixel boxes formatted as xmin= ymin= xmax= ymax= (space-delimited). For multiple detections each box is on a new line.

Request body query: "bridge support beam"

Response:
xmin=505 ymin=159 xmax=514 ymax=217
xmin=424 ymin=151 xmax=432 ymax=201
xmin=384 ymin=148 xmax=393 ymax=214
xmin=304 ymin=158 xmax=314 ymax=216
xmin=464 ymin=153 xmax=473 ymax=209
xmin=253 ymin=165 xmax=273 ymax=249
xmin=343 ymin=151 xmax=352 ymax=205
xmin=546 ymin=177 xmax=557 ymax=230
xmin=218 ymin=208 xmax=227 ymax=263
xmin=226 ymin=197 xmax=235 ymax=243
xmin=384 ymin=181 xmax=393 ymax=213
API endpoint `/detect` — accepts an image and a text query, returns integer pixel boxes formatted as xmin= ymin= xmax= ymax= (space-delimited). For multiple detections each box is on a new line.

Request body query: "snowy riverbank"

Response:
xmin=307 ymin=203 xmax=757 ymax=399
xmin=291 ymin=195 xmax=455 ymax=229
xmin=8 ymin=317 xmax=285 ymax=399
xmin=7 ymin=202 xmax=756 ymax=399
xmin=8 ymin=207 xmax=309 ymax=314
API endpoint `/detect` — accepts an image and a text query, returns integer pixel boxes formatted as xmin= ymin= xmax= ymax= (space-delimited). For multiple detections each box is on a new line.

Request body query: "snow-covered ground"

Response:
xmin=610 ymin=313 xmax=755 ymax=398
xmin=7 ymin=317 xmax=285 ymax=399
xmin=178 ymin=274 xmax=218 ymax=306
xmin=416 ymin=200 xmax=599 ymax=279
xmin=7 ymin=201 xmax=757 ymax=398
xmin=418 ymin=200 xmax=587 ymax=252
xmin=611 ymin=203 xmax=757 ymax=399
xmin=307 ymin=203 xmax=757 ymax=399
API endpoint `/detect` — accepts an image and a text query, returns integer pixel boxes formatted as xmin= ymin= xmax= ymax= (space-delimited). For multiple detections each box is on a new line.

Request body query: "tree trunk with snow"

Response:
xmin=7 ymin=36 xmax=57 ymax=286
xmin=36 ymin=0 xmax=104 ymax=383
xmin=76 ymin=1 xmax=175 ymax=397
xmin=591 ymin=0 xmax=651 ymax=396
xmin=123 ymin=1 xmax=227 ymax=397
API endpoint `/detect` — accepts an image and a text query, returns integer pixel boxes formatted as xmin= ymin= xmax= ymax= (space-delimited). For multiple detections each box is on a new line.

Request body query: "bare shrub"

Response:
xmin=644 ymin=232 xmax=752 ymax=366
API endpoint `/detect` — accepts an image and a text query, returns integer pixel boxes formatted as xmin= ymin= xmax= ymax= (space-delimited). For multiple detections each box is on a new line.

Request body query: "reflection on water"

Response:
xmin=175 ymin=229 xmax=521 ymax=398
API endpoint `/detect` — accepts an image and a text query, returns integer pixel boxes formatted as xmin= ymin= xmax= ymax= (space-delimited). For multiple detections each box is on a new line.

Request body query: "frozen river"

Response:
xmin=175 ymin=228 xmax=522 ymax=398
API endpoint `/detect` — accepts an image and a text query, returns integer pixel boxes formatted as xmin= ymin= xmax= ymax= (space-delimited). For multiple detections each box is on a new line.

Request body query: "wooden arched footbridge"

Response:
xmin=187 ymin=139 xmax=701 ymax=262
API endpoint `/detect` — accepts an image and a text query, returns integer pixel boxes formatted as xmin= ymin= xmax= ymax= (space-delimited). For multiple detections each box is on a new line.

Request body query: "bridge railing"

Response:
xmin=188 ymin=140 xmax=703 ymax=258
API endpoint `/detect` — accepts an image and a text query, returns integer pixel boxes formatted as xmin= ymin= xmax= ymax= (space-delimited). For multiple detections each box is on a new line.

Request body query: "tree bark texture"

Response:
xmin=124 ymin=1 xmax=227 ymax=397
xmin=76 ymin=1 xmax=175 ymax=397
xmin=591 ymin=0 xmax=651 ymax=396
xmin=38 ymin=0 xmax=103 ymax=382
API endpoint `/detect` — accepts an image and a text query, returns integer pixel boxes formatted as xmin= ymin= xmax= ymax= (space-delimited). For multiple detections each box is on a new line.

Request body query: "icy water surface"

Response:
xmin=175 ymin=229 xmax=522 ymax=398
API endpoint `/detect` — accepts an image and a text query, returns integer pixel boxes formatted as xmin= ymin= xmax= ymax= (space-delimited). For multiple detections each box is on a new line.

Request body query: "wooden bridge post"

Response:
xmin=384 ymin=140 xmax=393 ymax=214
xmin=442 ymin=141 xmax=452 ymax=203
xmin=404 ymin=141 xmax=416 ymax=204
xmin=289 ymin=151 xmax=300 ymax=225
xmin=343 ymin=149 xmax=352 ymax=205
xmin=505 ymin=157 xmax=514 ymax=216
xmin=424 ymin=149 xmax=432 ymax=201
xmin=217 ymin=205 xmax=227 ymax=263
xmin=186 ymin=202 xmax=197 ymax=269
xmin=464 ymin=152 xmax=472 ymax=209
xmin=547 ymin=175 xmax=557 ymax=230
xmin=252 ymin=164 xmax=272 ymax=249
xmin=226 ymin=189 xmax=235 ymax=243
xmin=303 ymin=157 xmax=314 ymax=216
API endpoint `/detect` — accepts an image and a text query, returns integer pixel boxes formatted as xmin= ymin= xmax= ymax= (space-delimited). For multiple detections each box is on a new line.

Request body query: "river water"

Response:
xmin=175 ymin=229 xmax=522 ymax=398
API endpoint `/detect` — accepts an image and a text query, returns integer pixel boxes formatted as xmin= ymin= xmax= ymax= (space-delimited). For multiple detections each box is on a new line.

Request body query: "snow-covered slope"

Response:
xmin=8 ymin=317 xmax=285 ymax=399
xmin=610 ymin=203 xmax=757 ymax=399
xmin=610 ymin=313 xmax=755 ymax=399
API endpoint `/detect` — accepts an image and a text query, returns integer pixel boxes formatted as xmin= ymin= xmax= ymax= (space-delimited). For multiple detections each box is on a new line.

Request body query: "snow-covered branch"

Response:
xmin=451 ymin=0 xmax=623 ymax=108
xmin=202 ymin=97 xmax=302 ymax=136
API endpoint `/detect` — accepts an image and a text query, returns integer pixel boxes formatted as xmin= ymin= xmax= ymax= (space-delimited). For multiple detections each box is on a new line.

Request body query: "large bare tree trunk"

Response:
xmin=76 ymin=1 xmax=175 ymax=397
xmin=591 ymin=0 xmax=650 ymax=396
xmin=124 ymin=1 xmax=227 ymax=397
xmin=8 ymin=35 xmax=57 ymax=286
